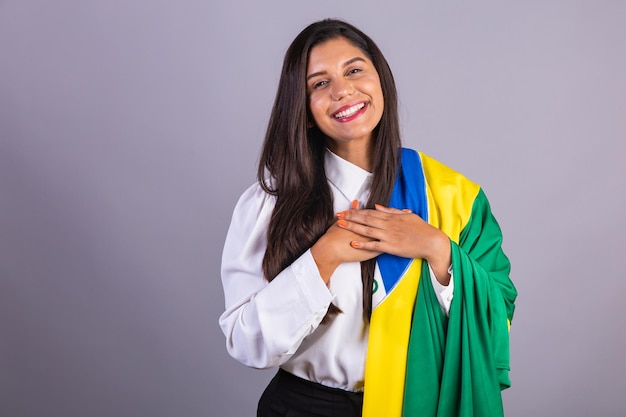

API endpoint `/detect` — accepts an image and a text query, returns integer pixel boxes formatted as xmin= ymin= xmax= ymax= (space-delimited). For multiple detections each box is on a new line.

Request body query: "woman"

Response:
xmin=219 ymin=19 xmax=517 ymax=417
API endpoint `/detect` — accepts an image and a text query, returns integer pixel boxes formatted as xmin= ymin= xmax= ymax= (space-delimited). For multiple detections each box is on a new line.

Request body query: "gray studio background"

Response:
xmin=1 ymin=1 xmax=625 ymax=416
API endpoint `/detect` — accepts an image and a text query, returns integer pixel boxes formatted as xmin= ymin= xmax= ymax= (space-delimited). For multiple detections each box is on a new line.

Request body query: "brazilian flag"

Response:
xmin=363 ymin=149 xmax=517 ymax=417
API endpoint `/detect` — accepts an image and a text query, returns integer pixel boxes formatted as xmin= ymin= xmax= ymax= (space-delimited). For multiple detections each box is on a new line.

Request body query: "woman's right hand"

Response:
xmin=310 ymin=221 xmax=380 ymax=284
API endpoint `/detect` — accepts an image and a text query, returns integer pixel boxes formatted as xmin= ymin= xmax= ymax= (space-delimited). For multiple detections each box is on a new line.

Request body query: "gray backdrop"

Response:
xmin=1 ymin=1 xmax=625 ymax=416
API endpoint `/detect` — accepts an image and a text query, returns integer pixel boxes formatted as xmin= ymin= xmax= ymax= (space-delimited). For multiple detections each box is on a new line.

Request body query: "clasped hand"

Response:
xmin=337 ymin=203 xmax=443 ymax=260
xmin=311 ymin=201 xmax=451 ymax=284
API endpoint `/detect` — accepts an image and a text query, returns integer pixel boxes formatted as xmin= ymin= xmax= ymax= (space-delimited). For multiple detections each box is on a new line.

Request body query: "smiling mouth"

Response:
xmin=333 ymin=102 xmax=366 ymax=119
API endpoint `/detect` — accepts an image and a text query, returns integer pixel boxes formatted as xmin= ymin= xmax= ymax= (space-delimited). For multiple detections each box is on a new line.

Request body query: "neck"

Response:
xmin=326 ymin=140 xmax=372 ymax=172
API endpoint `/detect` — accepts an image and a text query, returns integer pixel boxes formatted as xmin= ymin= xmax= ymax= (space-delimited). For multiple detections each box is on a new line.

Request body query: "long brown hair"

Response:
xmin=257 ymin=19 xmax=402 ymax=320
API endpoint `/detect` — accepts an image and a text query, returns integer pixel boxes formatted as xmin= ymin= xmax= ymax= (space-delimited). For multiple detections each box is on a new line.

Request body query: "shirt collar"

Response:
xmin=324 ymin=148 xmax=373 ymax=203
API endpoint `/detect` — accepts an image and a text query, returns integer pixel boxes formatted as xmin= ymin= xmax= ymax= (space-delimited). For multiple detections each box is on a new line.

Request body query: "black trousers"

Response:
xmin=257 ymin=369 xmax=363 ymax=417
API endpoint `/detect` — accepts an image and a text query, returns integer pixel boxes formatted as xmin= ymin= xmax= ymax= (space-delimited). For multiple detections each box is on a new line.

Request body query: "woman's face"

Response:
xmin=306 ymin=37 xmax=384 ymax=153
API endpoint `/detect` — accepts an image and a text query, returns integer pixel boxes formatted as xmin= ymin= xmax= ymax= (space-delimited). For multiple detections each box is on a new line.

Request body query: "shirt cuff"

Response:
xmin=429 ymin=264 xmax=454 ymax=315
xmin=290 ymin=249 xmax=335 ymax=313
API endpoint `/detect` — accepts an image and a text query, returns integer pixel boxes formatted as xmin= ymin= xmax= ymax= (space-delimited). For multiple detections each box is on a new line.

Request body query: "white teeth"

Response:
xmin=334 ymin=103 xmax=365 ymax=119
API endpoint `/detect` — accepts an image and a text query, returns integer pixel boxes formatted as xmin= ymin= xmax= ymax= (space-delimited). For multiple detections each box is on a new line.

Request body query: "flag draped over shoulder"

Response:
xmin=362 ymin=149 xmax=517 ymax=417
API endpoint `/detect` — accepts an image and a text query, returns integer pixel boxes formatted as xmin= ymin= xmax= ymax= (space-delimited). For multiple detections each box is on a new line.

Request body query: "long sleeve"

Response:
xmin=218 ymin=184 xmax=333 ymax=369
xmin=220 ymin=150 xmax=460 ymax=392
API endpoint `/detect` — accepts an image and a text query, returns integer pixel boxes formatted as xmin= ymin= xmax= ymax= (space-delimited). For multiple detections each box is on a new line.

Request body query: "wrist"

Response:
xmin=426 ymin=232 xmax=451 ymax=285
xmin=311 ymin=238 xmax=340 ymax=285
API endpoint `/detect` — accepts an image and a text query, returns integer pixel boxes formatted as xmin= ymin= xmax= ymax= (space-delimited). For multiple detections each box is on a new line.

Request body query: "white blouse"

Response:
xmin=219 ymin=149 xmax=454 ymax=392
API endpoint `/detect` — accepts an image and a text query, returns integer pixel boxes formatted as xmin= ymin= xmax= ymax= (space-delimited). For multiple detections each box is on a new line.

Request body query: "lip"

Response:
xmin=331 ymin=101 xmax=368 ymax=123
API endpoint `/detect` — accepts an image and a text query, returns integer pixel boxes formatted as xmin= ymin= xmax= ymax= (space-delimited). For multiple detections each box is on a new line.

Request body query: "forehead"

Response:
xmin=307 ymin=37 xmax=371 ymax=71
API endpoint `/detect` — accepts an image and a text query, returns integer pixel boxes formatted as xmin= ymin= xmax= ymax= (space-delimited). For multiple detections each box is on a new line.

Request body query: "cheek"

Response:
xmin=357 ymin=73 xmax=381 ymax=95
xmin=365 ymin=79 xmax=383 ymax=101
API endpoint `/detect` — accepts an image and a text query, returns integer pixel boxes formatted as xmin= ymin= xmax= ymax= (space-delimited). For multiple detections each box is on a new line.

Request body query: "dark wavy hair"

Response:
xmin=257 ymin=19 xmax=402 ymax=321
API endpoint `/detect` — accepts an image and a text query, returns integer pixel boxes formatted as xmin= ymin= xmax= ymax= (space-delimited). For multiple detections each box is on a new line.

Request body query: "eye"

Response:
xmin=347 ymin=68 xmax=362 ymax=75
xmin=312 ymin=80 xmax=328 ymax=89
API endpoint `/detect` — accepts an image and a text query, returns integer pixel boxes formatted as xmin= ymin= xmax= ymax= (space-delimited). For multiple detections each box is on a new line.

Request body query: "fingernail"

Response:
xmin=338 ymin=219 xmax=348 ymax=227
xmin=374 ymin=204 xmax=383 ymax=210
xmin=350 ymin=241 xmax=360 ymax=248
xmin=336 ymin=211 xmax=345 ymax=219
xmin=351 ymin=200 xmax=359 ymax=209
xmin=402 ymin=209 xmax=412 ymax=213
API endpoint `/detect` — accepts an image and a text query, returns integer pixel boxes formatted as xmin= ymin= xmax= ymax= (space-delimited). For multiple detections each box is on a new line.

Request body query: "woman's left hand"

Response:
xmin=337 ymin=202 xmax=452 ymax=285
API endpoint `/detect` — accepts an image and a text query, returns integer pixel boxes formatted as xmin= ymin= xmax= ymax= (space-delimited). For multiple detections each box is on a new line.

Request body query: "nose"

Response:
xmin=330 ymin=78 xmax=353 ymax=101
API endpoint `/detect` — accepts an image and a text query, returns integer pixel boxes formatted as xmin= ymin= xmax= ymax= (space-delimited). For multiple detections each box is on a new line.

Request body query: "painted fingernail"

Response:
xmin=338 ymin=219 xmax=348 ymax=227
xmin=402 ymin=209 xmax=412 ymax=213
xmin=351 ymin=200 xmax=359 ymax=209
xmin=350 ymin=241 xmax=360 ymax=248
xmin=336 ymin=211 xmax=345 ymax=219
xmin=374 ymin=204 xmax=383 ymax=210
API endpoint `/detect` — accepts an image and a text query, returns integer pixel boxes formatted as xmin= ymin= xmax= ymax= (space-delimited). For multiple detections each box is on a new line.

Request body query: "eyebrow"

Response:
xmin=306 ymin=57 xmax=367 ymax=81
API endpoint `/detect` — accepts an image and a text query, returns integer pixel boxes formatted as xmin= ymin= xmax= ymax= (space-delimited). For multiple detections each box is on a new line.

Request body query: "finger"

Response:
xmin=345 ymin=208 xmax=391 ymax=224
xmin=338 ymin=219 xmax=384 ymax=241
xmin=374 ymin=204 xmax=411 ymax=214
xmin=337 ymin=208 xmax=387 ymax=222
xmin=350 ymin=240 xmax=384 ymax=253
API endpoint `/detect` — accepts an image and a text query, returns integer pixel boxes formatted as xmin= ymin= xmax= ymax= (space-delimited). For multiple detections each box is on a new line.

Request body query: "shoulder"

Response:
xmin=405 ymin=149 xmax=480 ymax=197
xmin=230 ymin=181 xmax=277 ymax=225
xmin=236 ymin=181 xmax=275 ymax=205
xmin=404 ymin=149 xmax=483 ymax=240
